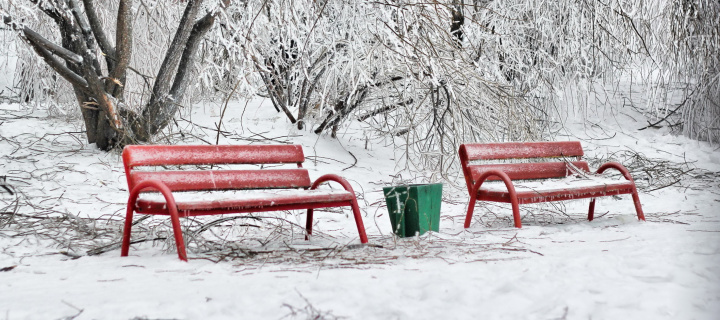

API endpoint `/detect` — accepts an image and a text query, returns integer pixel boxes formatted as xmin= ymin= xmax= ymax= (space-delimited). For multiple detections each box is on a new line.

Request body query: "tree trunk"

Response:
xmin=3 ymin=0 xmax=225 ymax=150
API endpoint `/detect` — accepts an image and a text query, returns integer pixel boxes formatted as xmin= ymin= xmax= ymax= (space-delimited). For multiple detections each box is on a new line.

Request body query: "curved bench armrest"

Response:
xmin=310 ymin=174 xmax=356 ymax=194
xmin=592 ymin=161 xmax=644 ymax=222
xmin=470 ymin=169 xmax=518 ymax=196
xmin=308 ymin=174 xmax=367 ymax=244
xmin=124 ymin=179 xmax=187 ymax=261
xmin=128 ymin=179 xmax=177 ymax=206
xmin=466 ymin=169 xmax=522 ymax=228
xmin=596 ymin=162 xmax=634 ymax=181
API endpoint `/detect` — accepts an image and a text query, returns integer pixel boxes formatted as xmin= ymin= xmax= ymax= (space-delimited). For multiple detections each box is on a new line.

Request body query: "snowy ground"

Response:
xmin=1 ymin=94 xmax=719 ymax=319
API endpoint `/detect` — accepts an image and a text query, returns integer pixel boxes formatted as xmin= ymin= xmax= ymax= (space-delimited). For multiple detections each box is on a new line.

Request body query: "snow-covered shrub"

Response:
xmin=2 ymin=0 xmax=718 ymax=160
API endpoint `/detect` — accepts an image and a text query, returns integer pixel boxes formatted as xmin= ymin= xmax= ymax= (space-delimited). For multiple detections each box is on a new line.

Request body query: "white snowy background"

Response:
xmin=0 ymin=8 xmax=719 ymax=318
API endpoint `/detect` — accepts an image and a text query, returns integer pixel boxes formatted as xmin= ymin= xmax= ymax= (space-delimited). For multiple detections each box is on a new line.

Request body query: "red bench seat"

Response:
xmin=135 ymin=189 xmax=355 ymax=214
xmin=477 ymin=175 xmax=635 ymax=204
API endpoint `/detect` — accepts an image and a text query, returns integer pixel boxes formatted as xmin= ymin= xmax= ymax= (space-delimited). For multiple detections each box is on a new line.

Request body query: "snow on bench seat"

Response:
xmin=136 ymin=189 xmax=355 ymax=213
xmin=478 ymin=175 xmax=635 ymax=204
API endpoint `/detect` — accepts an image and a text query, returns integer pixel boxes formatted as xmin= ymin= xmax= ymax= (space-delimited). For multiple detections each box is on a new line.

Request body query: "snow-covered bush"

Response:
xmin=2 ymin=0 xmax=718 ymax=160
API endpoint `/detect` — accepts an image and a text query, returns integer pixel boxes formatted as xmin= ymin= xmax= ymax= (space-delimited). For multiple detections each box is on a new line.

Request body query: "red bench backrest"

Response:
xmin=459 ymin=141 xmax=590 ymax=193
xmin=122 ymin=145 xmax=311 ymax=192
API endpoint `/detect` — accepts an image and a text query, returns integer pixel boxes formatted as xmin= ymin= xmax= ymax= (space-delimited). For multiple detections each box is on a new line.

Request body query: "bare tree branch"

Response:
xmin=150 ymin=0 xmax=204 ymax=105
xmin=67 ymin=0 xmax=104 ymax=76
xmin=21 ymin=26 xmax=83 ymax=64
xmin=20 ymin=29 xmax=89 ymax=90
xmin=358 ymin=98 xmax=414 ymax=121
xmin=108 ymin=0 xmax=133 ymax=97
xmin=27 ymin=0 xmax=68 ymax=25
xmin=169 ymin=9 xmax=218 ymax=100
xmin=143 ymin=0 xmax=206 ymax=137
xmin=81 ymin=0 xmax=117 ymax=67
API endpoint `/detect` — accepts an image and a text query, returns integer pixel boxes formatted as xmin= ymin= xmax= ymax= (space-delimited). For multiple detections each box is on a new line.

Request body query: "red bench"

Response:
xmin=459 ymin=141 xmax=645 ymax=228
xmin=120 ymin=144 xmax=368 ymax=261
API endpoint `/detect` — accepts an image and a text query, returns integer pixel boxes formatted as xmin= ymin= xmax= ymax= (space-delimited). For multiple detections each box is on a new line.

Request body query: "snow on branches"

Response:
xmin=2 ymin=0 xmax=718 ymax=162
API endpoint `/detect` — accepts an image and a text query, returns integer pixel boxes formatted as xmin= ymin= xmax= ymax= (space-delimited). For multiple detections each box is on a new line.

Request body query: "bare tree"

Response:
xmin=664 ymin=0 xmax=720 ymax=143
xmin=2 ymin=0 xmax=228 ymax=150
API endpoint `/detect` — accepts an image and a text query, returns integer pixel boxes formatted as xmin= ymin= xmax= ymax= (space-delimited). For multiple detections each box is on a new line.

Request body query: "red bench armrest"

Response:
xmin=470 ymin=169 xmax=517 ymax=195
xmin=596 ymin=161 xmax=634 ymax=181
xmin=310 ymin=174 xmax=356 ymax=194
xmin=466 ymin=169 xmax=522 ymax=228
xmin=123 ymin=179 xmax=187 ymax=261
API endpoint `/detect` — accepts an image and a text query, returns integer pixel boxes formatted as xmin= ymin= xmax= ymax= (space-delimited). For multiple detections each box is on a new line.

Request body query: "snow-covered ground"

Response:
xmin=1 ymin=94 xmax=719 ymax=319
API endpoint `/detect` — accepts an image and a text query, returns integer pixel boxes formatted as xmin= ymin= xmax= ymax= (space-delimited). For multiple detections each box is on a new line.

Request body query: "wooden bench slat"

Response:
xmin=468 ymin=161 xmax=590 ymax=181
xmin=460 ymin=141 xmax=584 ymax=161
xmin=123 ymin=144 xmax=305 ymax=167
xmin=129 ymin=169 xmax=312 ymax=192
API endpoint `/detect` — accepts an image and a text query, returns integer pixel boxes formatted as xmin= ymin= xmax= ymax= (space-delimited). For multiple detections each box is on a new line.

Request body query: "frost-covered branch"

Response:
xmin=81 ymin=0 xmax=116 ymax=65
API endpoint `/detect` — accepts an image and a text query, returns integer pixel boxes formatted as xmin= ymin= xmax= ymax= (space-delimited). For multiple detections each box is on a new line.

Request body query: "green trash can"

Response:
xmin=383 ymin=183 xmax=442 ymax=237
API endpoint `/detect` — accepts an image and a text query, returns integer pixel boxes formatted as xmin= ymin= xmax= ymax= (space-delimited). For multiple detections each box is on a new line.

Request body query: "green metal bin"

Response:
xmin=382 ymin=183 xmax=442 ymax=237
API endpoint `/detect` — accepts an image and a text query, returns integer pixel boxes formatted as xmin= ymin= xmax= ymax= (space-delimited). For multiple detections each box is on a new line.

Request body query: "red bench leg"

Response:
xmin=465 ymin=195 xmax=522 ymax=228
xmin=464 ymin=193 xmax=478 ymax=228
xmin=588 ymin=189 xmax=645 ymax=222
xmin=121 ymin=205 xmax=135 ymax=257
xmin=122 ymin=206 xmax=187 ymax=261
xmin=631 ymin=188 xmax=645 ymax=221
xmin=305 ymin=208 xmax=314 ymax=240
xmin=510 ymin=197 xmax=522 ymax=228
xmin=305 ymin=203 xmax=367 ymax=244
xmin=168 ymin=207 xmax=188 ymax=261
xmin=588 ymin=198 xmax=597 ymax=221
xmin=350 ymin=199 xmax=368 ymax=243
